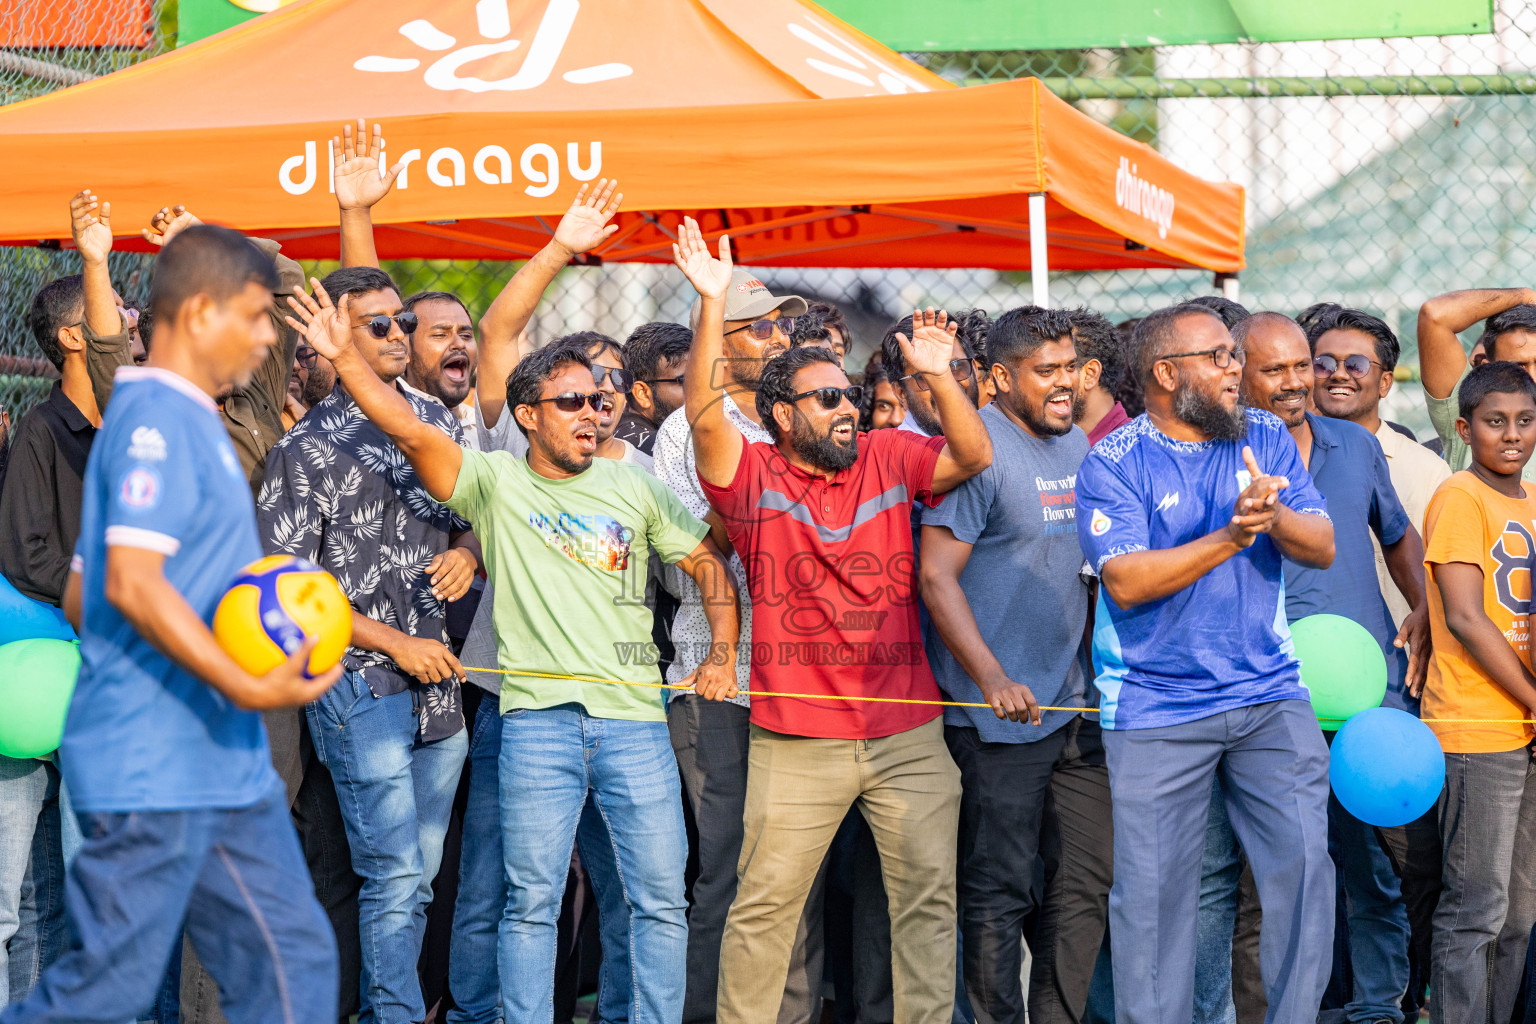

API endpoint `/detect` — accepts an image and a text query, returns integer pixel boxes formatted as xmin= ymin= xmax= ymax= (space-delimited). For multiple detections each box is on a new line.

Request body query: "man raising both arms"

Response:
xmin=672 ymin=218 xmax=993 ymax=1024
xmin=1077 ymin=302 xmax=1337 ymax=1024
xmin=284 ymin=269 xmax=741 ymax=1024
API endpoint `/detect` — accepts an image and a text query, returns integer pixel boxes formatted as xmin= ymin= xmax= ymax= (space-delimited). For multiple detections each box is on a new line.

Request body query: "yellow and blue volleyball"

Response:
xmin=213 ymin=555 xmax=352 ymax=678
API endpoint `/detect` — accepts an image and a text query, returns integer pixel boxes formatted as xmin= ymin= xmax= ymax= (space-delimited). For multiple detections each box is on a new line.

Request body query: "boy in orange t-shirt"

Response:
xmin=1422 ymin=361 xmax=1536 ymax=1024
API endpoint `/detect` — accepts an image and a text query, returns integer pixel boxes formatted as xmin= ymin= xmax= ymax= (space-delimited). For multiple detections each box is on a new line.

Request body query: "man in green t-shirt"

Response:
xmin=285 ymin=276 xmax=741 ymax=1024
xmin=1419 ymin=287 xmax=1536 ymax=479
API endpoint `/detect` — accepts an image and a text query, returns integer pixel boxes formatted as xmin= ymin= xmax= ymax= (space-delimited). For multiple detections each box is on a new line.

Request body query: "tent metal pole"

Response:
xmin=1028 ymin=192 xmax=1049 ymax=307
xmin=1216 ymin=271 xmax=1240 ymax=301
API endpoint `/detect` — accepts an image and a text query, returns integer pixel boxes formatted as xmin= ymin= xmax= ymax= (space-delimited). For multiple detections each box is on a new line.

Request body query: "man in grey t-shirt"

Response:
xmin=919 ymin=306 xmax=1112 ymax=1024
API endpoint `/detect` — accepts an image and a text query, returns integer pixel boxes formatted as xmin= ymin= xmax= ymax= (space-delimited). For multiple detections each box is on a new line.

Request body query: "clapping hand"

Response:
xmin=894 ymin=307 xmax=960 ymax=378
xmin=552 ymin=178 xmax=622 ymax=258
xmin=671 ymin=216 xmax=733 ymax=300
xmin=285 ymin=278 xmax=355 ymax=364
xmin=333 ymin=119 xmax=406 ymax=212
xmin=69 ymin=189 xmax=113 ymax=263
xmin=1226 ymin=446 xmax=1289 ymax=548
xmin=142 ymin=204 xmax=201 ymax=248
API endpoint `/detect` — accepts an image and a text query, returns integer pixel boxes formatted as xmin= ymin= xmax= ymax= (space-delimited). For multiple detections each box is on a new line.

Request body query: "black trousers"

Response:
xmin=946 ymin=717 xmax=1114 ymax=1024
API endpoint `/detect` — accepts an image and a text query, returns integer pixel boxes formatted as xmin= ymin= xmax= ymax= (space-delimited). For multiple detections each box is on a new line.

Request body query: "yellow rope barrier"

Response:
xmin=461 ymin=666 xmax=1536 ymax=724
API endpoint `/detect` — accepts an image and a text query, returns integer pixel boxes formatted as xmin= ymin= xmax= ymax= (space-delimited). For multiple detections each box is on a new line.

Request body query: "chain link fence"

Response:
xmin=10 ymin=0 xmax=1536 ymax=436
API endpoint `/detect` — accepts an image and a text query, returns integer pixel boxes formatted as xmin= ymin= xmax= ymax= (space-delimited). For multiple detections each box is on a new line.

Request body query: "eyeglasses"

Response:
xmin=898 ymin=358 xmax=974 ymax=392
xmin=1312 ymin=353 xmax=1381 ymax=379
xmin=533 ymin=391 xmax=608 ymax=413
xmin=790 ymin=385 xmax=865 ymax=410
xmin=1162 ymin=346 xmax=1245 ymax=369
xmin=590 ymin=366 xmax=635 ymax=393
xmin=353 ymin=312 xmax=419 ymax=339
xmin=295 ymin=346 xmax=319 ymax=370
xmin=642 ymin=375 xmax=686 ymax=386
xmin=725 ymin=317 xmax=795 ymax=341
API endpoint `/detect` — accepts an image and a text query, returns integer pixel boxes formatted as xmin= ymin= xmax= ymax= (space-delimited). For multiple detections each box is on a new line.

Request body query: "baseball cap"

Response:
xmin=689 ymin=269 xmax=808 ymax=331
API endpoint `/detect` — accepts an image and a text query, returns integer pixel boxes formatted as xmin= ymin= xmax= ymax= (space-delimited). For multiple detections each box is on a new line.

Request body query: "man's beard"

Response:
xmin=1174 ymin=377 xmax=1247 ymax=441
xmin=301 ymin=364 xmax=337 ymax=406
xmin=1012 ymin=387 xmax=1076 ymax=437
xmin=906 ymin=376 xmax=979 ymax=437
xmin=789 ymin=413 xmax=859 ymax=472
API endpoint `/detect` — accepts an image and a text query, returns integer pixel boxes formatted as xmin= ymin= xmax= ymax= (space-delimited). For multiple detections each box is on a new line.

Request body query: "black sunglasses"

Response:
xmin=354 ymin=312 xmax=419 ymax=339
xmin=295 ymin=346 xmax=319 ymax=370
xmin=725 ymin=317 xmax=795 ymax=341
xmin=898 ymin=358 xmax=974 ymax=392
xmin=534 ymin=391 xmax=608 ymax=413
xmin=1313 ymin=353 xmax=1381 ymax=379
xmin=642 ymin=375 xmax=686 ymax=386
xmin=790 ymin=385 xmax=865 ymax=410
xmin=591 ymin=366 xmax=635 ymax=393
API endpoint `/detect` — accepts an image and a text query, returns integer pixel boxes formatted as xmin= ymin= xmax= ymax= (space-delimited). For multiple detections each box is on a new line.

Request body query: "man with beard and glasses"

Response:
xmin=619 ymin=321 xmax=692 ymax=456
xmin=671 ymin=217 xmax=992 ymax=1024
xmin=1077 ymin=302 xmax=1337 ymax=1024
xmin=919 ymin=306 xmax=1112 ymax=1024
xmin=1238 ymin=312 xmax=1431 ymax=1024
xmin=285 ymin=279 xmax=740 ymax=1024
xmin=652 ymin=260 xmax=819 ymax=1024
xmin=882 ymin=309 xmax=987 ymax=437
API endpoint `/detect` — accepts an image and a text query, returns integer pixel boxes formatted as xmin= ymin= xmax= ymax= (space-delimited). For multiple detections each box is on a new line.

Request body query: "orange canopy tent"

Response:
xmin=0 ymin=0 xmax=1245 ymax=297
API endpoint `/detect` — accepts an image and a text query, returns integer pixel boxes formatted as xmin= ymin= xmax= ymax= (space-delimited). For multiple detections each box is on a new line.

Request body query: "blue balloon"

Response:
xmin=1330 ymin=707 xmax=1445 ymax=827
xmin=0 ymin=574 xmax=75 ymax=647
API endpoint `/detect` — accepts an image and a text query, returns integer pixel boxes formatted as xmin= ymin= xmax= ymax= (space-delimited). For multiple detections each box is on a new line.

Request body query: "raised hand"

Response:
xmin=143 ymin=204 xmax=201 ymax=248
xmin=333 ymin=119 xmax=405 ymax=212
xmin=69 ymin=189 xmax=113 ymax=263
xmin=671 ymin=216 xmax=733 ymax=300
xmin=895 ymin=307 xmax=960 ymax=377
xmin=552 ymin=178 xmax=622 ymax=257
xmin=285 ymin=278 xmax=355 ymax=363
xmin=1226 ymin=446 xmax=1289 ymax=547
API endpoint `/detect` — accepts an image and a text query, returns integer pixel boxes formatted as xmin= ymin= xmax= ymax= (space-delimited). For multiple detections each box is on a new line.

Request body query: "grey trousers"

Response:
xmin=1430 ymin=746 xmax=1536 ymax=1024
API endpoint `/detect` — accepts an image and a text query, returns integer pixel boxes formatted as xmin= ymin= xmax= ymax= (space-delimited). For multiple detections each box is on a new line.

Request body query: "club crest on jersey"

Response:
xmin=121 ymin=467 xmax=161 ymax=509
xmin=1235 ymin=469 xmax=1252 ymax=490
xmin=1090 ymin=508 xmax=1112 ymax=536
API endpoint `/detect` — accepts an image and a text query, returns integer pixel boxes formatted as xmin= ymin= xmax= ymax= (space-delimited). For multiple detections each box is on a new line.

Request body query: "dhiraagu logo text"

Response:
xmin=1114 ymin=156 xmax=1175 ymax=240
xmin=529 ymin=510 xmax=633 ymax=572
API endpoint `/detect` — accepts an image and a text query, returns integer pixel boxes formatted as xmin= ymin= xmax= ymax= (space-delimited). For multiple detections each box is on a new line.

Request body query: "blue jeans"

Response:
xmin=1193 ymin=780 xmax=1240 ymax=1024
xmin=1327 ymin=794 xmax=1409 ymax=1022
xmin=307 ymin=673 xmax=468 ymax=1024
xmin=1103 ymin=700 xmax=1334 ymax=1024
xmin=577 ymin=799 xmax=634 ymax=1024
xmin=0 ymin=756 xmax=51 ymax=1006
xmin=0 ymin=785 xmax=336 ymax=1024
xmin=498 ymin=704 xmax=686 ymax=1024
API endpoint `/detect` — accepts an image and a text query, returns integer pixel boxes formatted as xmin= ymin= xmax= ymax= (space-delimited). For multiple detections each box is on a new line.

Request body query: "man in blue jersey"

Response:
xmin=1077 ymin=302 xmax=1337 ymax=1024
xmin=1 ymin=225 xmax=341 ymax=1024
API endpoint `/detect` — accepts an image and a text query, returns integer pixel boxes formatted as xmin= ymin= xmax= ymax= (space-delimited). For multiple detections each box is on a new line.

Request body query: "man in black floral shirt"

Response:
xmin=257 ymin=265 xmax=478 ymax=1024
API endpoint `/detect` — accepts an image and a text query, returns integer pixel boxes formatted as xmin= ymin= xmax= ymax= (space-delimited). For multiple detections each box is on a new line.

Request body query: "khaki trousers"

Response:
xmin=718 ymin=717 xmax=961 ymax=1024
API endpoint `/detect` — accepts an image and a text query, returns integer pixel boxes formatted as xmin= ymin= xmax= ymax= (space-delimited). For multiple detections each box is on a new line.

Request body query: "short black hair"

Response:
xmin=1184 ymin=294 xmax=1252 ymax=330
xmin=1302 ymin=305 xmax=1400 ymax=372
xmin=806 ymin=300 xmax=850 ymax=348
xmin=27 ymin=274 xmax=84 ymax=370
xmin=1115 ymin=318 xmax=1145 ymax=416
xmin=858 ymin=353 xmax=891 ymax=431
xmin=1295 ymin=301 xmax=1343 ymax=335
xmin=1460 ymin=360 xmax=1536 ymax=420
xmin=1480 ymin=305 xmax=1536 ymax=361
xmin=756 ymin=346 xmax=843 ymax=443
xmin=623 ymin=322 xmax=692 ymax=381
xmin=1132 ymin=303 xmax=1227 ymax=386
xmin=790 ymin=313 xmax=833 ymax=348
xmin=1066 ymin=307 xmax=1126 ymax=398
xmin=149 ymin=225 xmax=280 ymax=326
xmin=880 ymin=309 xmax=985 ymax=387
xmin=402 ymin=290 xmax=472 ymax=325
xmin=552 ymin=330 xmax=622 ymax=362
xmin=985 ymin=305 xmax=1075 ymax=368
xmin=318 ymin=265 xmax=398 ymax=304
xmin=505 ymin=345 xmax=593 ymax=437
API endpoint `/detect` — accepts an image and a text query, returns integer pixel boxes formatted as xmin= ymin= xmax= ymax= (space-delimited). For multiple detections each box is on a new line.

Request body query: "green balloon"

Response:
xmin=1291 ymin=613 xmax=1387 ymax=730
xmin=0 ymin=638 xmax=81 ymax=758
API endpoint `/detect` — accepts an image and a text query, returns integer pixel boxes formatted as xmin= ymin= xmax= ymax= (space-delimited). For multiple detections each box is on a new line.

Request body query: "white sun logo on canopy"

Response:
xmin=354 ymin=0 xmax=631 ymax=93
xmin=787 ymin=14 xmax=929 ymax=95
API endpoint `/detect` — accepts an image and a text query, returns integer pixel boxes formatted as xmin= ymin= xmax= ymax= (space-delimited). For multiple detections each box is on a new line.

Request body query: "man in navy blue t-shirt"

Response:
xmin=1 ymin=227 xmax=340 ymax=1024
xmin=1077 ymin=303 xmax=1337 ymax=1024
xmin=1240 ymin=311 xmax=1430 ymax=1024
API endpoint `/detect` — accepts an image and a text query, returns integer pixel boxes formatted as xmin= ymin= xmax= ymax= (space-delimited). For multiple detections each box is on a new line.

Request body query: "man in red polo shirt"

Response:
xmin=671 ymin=218 xmax=993 ymax=1024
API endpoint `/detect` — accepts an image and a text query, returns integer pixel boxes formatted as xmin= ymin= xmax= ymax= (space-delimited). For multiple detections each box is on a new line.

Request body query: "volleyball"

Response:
xmin=213 ymin=555 xmax=352 ymax=678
